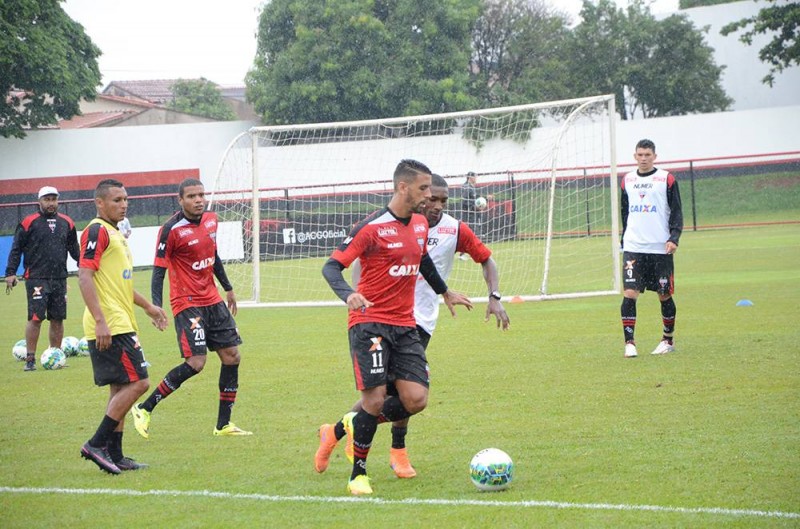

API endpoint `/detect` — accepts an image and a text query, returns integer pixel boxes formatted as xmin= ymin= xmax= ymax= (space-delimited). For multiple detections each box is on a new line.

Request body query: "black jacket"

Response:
xmin=5 ymin=210 xmax=80 ymax=279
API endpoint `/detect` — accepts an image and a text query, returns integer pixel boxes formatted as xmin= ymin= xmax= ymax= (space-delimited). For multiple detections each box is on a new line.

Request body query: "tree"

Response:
xmin=568 ymin=0 xmax=731 ymax=119
xmin=470 ymin=0 xmax=573 ymax=107
xmin=168 ymin=78 xmax=236 ymax=120
xmin=246 ymin=0 xmax=480 ymax=125
xmin=0 ymin=0 xmax=101 ymax=138
xmin=721 ymin=0 xmax=800 ymax=86
xmin=679 ymin=0 xmax=735 ymax=8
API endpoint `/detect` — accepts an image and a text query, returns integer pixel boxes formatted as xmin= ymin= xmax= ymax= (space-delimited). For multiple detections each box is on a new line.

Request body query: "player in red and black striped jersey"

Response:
xmin=620 ymin=139 xmax=683 ymax=358
xmin=4 ymin=186 xmax=79 ymax=371
xmin=129 ymin=178 xmax=252 ymax=439
xmin=317 ymin=159 xmax=473 ymax=495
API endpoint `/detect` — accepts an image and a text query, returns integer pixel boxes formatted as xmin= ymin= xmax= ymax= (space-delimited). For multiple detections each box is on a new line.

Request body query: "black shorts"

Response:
xmin=622 ymin=251 xmax=675 ymax=295
xmin=387 ymin=325 xmax=432 ymax=397
xmin=348 ymin=322 xmax=429 ymax=391
xmin=26 ymin=278 xmax=67 ymax=321
xmin=89 ymin=332 xmax=149 ymax=386
xmin=174 ymin=301 xmax=242 ymax=358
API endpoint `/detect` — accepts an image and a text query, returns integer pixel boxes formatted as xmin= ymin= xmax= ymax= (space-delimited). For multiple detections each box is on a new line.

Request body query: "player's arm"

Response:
xmin=212 ymin=251 xmax=237 ymax=315
xmin=420 ymin=253 xmax=473 ymax=315
xmin=67 ymin=222 xmax=80 ymax=263
xmin=151 ymin=266 xmax=167 ymax=308
xmin=4 ymin=223 xmax=26 ymax=288
xmin=481 ymin=257 xmax=510 ymax=330
xmin=666 ymin=175 xmax=683 ymax=253
xmin=620 ymin=182 xmax=629 ymax=247
xmin=133 ymin=290 xmax=168 ymax=331
xmin=322 ymin=257 xmax=372 ymax=311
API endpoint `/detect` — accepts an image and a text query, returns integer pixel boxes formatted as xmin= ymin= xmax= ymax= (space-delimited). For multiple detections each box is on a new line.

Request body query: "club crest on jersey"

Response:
xmin=47 ymin=219 xmax=56 ymax=233
xmin=378 ymin=227 xmax=398 ymax=238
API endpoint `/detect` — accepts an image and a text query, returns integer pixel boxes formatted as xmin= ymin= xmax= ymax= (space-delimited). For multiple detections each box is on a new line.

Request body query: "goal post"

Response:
xmin=210 ymin=95 xmax=620 ymax=307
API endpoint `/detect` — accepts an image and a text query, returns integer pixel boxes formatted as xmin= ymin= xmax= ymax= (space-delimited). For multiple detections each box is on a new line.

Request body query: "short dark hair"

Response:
xmin=393 ymin=159 xmax=431 ymax=189
xmin=95 ymin=179 xmax=124 ymax=199
xmin=179 ymin=178 xmax=204 ymax=197
xmin=431 ymin=173 xmax=448 ymax=188
xmin=636 ymin=139 xmax=656 ymax=152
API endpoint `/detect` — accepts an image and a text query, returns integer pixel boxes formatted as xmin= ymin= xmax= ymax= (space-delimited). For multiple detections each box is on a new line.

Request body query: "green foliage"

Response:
xmin=679 ymin=0 xmax=734 ymax=8
xmin=567 ymin=0 xmax=731 ymax=119
xmin=0 ymin=225 xmax=798 ymax=526
xmin=721 ymin=0 xmax=800 ymax=86
xmin=0 ymin=0 xmax=101 ymax=138
xmin=167 ymin=78 xmax=236 ymax=120
xmin=246 ymin=0 xmax=480 ymax=125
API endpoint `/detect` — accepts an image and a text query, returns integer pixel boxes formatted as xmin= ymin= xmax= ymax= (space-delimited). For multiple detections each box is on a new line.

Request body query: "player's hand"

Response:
xmin=442 ymin=290 xmax=473 ymax=317
xmin=226 ymin=290 xmax=238 ymax=316
xmin=146 ymin=305 xmax=169 ymax=331
xmin=346 ymin=292 xmax=374 ymax=313
xmin=665 ymin=241 xmax=678 ymax=255
xmin=95 ymin=321 xmax=112 ymax=351
xmin=5 ymin=276 xmax=17 ymax=293
xmin=485 ymin=298 xmax=510 ymax=330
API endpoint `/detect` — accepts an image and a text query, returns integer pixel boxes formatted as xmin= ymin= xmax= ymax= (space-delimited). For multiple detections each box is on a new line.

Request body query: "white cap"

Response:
xmin=38 ymin=186 xmax=59 ymax=198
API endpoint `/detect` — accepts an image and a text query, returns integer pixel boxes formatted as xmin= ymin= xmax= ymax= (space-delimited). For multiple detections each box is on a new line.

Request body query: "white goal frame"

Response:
xmin=210 ymin=95 xmax=620 ymax=307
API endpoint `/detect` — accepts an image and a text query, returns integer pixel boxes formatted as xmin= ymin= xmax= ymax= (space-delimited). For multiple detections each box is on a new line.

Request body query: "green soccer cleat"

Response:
xmin=213 ymin=422 xmax=253 ymax=436
xmin=346 ymin=474 xmax=373 ymax=496
xmin=342 ymin=411 xmax=356 ymax=464
xmin=130 ymin=403 xmax=151 ymax=439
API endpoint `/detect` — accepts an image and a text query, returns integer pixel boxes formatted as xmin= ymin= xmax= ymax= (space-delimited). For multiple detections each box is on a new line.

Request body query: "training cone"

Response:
xmin=510 ymin=296 xmax=525 ymax=304
xmin=736 ymin=299 xmax=754 ymax=307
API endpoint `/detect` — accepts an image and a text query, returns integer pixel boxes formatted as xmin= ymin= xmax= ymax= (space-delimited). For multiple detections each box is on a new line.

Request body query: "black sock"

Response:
xmin=621 ymin=297 xmax=637 ymax=343
xmin=379 ymin=396 xmax=412 ymax=423
xmin=88 ymin=415 xmax=119 ymax=448
xmin=334 ymin=421 xmax=346 ymax=441
xmin=142 ymin=362 xmax=198 ymax=412
xmin=661 ymin=297 xmax=676 ymax=343
xmin=217 ymin=364 xmax=239 ymax=429
xmin=350 ymin=410 xmax=378 ymax=480
xmin=107 ymin=431 xmax=124 ymax=462
xmin=391 ymin=426 xmax=408 ymax=449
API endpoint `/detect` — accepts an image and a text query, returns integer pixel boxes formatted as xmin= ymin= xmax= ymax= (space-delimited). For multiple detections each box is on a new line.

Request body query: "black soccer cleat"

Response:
xmin=23 ymin=361 xmax=36 ymax=371
xmin=80 ymin=442 xmax=121 ymax=475
xmin=115 ymin=456 xmax=149 ymax=471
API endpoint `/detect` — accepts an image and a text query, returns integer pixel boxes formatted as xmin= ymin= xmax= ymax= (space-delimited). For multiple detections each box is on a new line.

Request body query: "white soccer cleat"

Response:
xmin=624 ymin=343 xmax=638 ymax=358
xmin=651 ymin=340 xmax=675 ymax=355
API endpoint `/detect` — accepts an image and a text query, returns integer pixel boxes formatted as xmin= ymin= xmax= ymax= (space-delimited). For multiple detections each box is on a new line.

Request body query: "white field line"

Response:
xmin=1 ymin=486 xmax=798 ymax=520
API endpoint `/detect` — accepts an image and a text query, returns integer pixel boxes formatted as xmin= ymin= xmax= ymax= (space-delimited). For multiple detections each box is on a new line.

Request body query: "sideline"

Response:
xmin=1 ymin=486 xmax=798 ymax=520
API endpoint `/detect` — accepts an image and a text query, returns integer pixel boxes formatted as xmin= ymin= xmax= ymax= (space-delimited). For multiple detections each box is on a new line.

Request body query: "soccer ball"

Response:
xmin=77 ymin=337 xmax=90 ymax=357
xmin=474 ymin=196 xmax=488 ymax=210
xmin=61 ymin=336 xmax=80 ymax=357
xmin=469 ymin=448 xmax=514 ymax=491
xmin=40 ymin=347 xmax=67 ymax=370
xmin=12 ymin=340 xmax=27 ymax=361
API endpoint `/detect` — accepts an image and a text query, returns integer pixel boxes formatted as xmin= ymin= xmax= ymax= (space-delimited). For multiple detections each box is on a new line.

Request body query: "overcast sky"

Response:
xmin=62 ymin=0 xmax=679 ymax=88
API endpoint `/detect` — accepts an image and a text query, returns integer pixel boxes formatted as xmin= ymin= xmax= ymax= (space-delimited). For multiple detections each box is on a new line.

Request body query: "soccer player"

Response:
xmin=78 ymin=179 xmax=168 ymax=474
xmin=4 ymin=186 xmax=79 ymax=371
xmin=316 ymin=174 xmax=510 ymax=479
xmin=620 ymin=139 xmax=683 ymax=358
xmin=318 ymin=159 xmax=473 ymax=495
xmin=130 ymin=178 xmax=252 ymax=438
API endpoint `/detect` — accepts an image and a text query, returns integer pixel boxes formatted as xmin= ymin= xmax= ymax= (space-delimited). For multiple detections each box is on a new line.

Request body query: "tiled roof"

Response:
xmin=58 ymin=111 xmax=138 ymax=129
xmin=95 ymin=94 xmax=159 ymax=108
xmin=102 ymin=79 xmax=209 ymax=104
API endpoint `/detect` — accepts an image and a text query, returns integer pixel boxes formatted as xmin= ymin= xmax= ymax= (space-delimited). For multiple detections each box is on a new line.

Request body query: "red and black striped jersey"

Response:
xmin=5 ymin=211 xmax=79 ymax=279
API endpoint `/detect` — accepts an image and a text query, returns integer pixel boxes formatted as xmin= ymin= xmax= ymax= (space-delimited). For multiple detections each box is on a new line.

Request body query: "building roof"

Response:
xmin=102 ymin=79 xmax=198 ymax=104
xmin=58 ymin=111 xmax=138 ymax=129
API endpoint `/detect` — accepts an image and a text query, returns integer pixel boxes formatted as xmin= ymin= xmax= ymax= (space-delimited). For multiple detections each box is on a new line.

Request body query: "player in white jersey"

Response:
xmin=315 ymin=174 xmax=509 ymax=479
xmin=620 ymin=139 xmax=683 ymax=358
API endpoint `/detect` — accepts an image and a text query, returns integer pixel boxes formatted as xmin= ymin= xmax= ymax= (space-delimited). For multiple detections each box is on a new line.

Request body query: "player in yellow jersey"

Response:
xmin=78 ymin=179 xmax=168 ymax=474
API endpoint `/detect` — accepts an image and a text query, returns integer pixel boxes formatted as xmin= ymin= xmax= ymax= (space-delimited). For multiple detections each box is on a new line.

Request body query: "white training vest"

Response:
xmin=622 ymin=168 xmax=672 ymax=254
xmin=414 ymin=214 xmax=461 ymax=335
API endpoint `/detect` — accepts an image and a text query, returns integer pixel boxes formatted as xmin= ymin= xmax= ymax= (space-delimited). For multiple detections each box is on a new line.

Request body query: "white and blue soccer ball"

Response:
xmin=61 ymin=336 xmax=80 ymax=357
xmin=469 ymin=448 xmax=514 ymax=491
xmin=77 ymin=337 xmax=90 ymax=357
xmin=40 ymin=347 xmax=67 ymax=370
xmin=12 ymin=340 xmax=27 ymax=361
xmin=474 ymin=196 xmax=488 ymax=210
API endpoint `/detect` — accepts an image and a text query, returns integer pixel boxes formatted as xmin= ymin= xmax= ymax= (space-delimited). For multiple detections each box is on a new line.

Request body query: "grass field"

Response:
xmin=0 ymin=224 xmax=798 ymax=528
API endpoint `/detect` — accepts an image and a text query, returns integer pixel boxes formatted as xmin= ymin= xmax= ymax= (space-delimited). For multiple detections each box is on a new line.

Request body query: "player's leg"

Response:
xmin=652 ymin=255 xmax=676 ymax=355
xmin=621 ymin=252 xmax=643 ymax=358
xmin=46 ymin=278 xmax=67 ymax=348
xmin=207 ymin=301 xmax=249 ymax=435
xmin=23 ymin=280 xmax=46 ymax=370
xmin=131 ymin=307 xmax=205 ymax=438
xmin=82 ymin=333 xmax=149 ymax=474
xmin=347 ymin=384 xmax=385 ymax=494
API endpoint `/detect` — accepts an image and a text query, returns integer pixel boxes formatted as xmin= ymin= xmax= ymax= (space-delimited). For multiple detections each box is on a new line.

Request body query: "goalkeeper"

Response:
xmin=316 ymin=173 xmax=509 ymax=480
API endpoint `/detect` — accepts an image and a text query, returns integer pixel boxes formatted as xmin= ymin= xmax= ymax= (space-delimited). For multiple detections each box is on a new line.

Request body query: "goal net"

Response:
xmin=210 ymin=95 xmax=620 ymax=307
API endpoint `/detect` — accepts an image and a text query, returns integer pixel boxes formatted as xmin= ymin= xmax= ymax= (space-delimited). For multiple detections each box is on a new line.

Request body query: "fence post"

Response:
xmin=689 ymin=160 xmax=697 ymax=231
